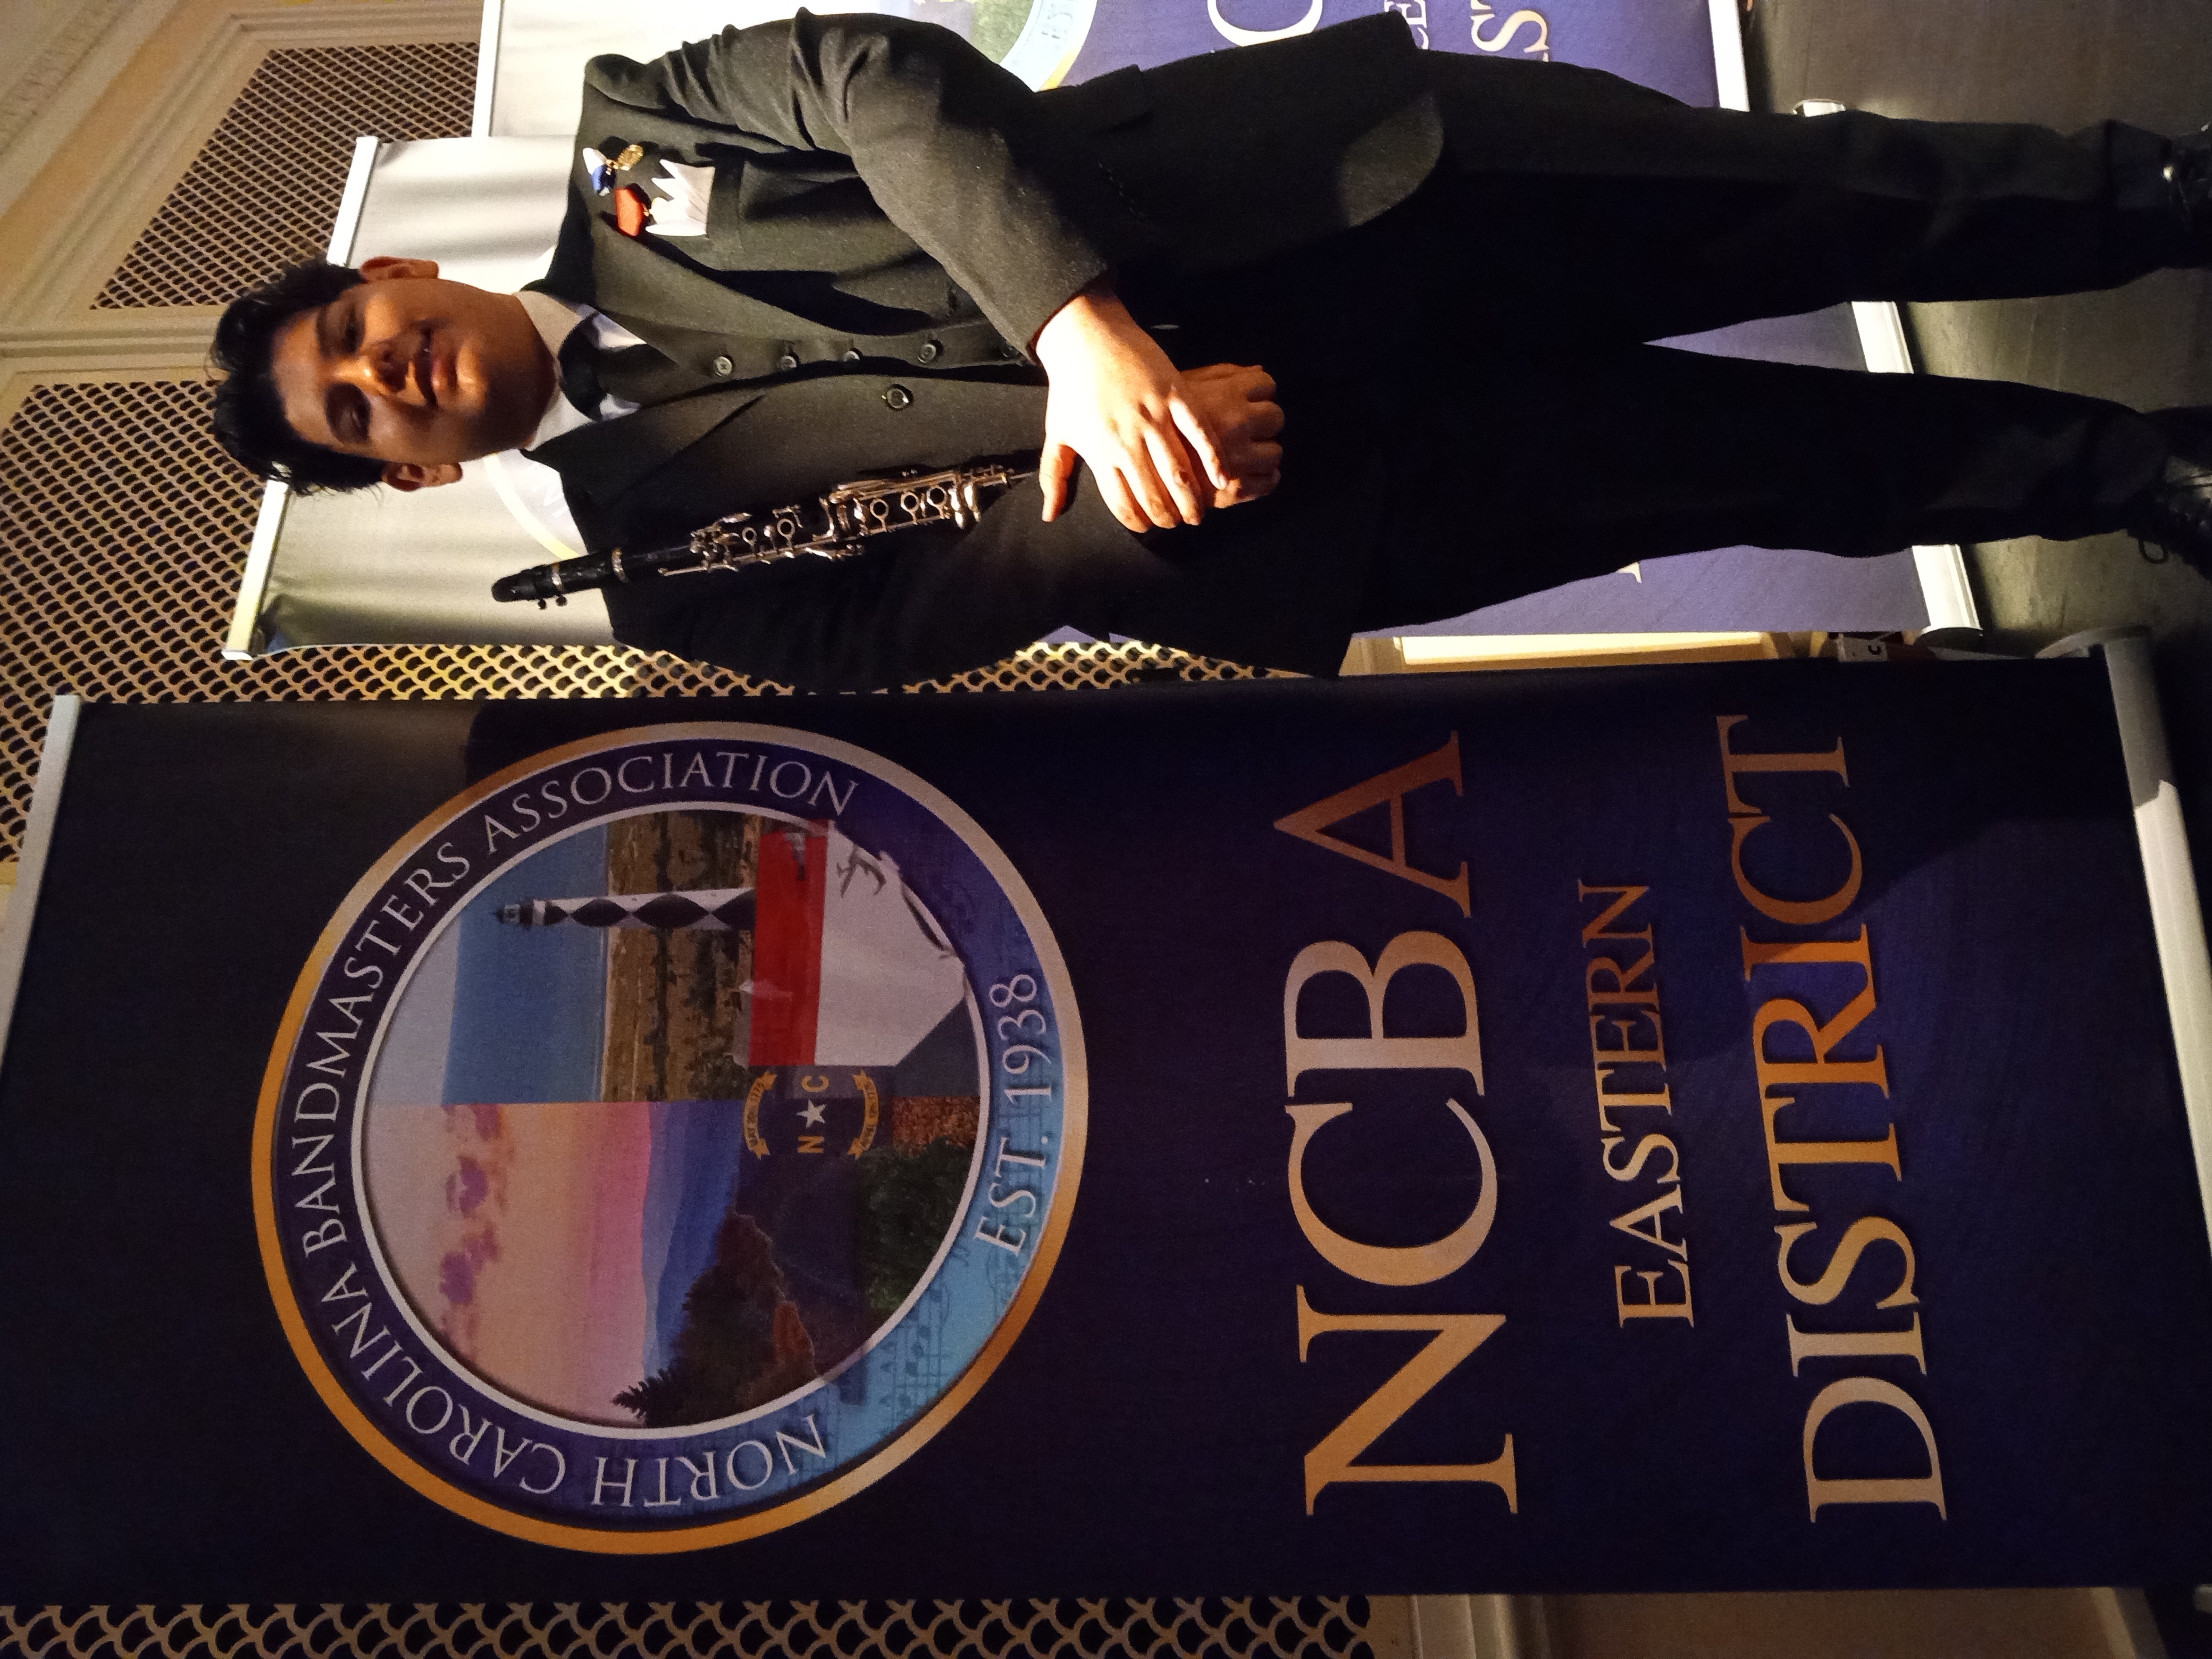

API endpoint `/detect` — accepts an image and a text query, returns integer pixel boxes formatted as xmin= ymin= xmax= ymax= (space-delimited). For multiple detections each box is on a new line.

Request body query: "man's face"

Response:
xmin=269 ymin=256 xmax=555 ymax=490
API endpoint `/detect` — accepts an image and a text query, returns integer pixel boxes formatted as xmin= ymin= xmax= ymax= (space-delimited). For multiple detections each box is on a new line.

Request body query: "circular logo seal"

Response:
xmin=253 ymin=725 xmax=1084 ymax=1552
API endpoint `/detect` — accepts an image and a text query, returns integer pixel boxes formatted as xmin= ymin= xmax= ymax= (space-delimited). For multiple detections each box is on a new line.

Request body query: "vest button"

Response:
xmin=710 ymin=355 xmax=733 ymax=376
xmin=776 ymin=351 xmax=799 ymax=372
xmin=917 ymin=340 xmax=941 ymax=363
xmin=842 ymin=348 xmax=862 ymax=362
xmin=883 ymin=384 xmax=914 ymax=411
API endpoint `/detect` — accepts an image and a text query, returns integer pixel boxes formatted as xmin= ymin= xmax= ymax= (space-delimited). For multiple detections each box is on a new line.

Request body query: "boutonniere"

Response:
xmin=581 ymin=142 xmax=646 ymax=195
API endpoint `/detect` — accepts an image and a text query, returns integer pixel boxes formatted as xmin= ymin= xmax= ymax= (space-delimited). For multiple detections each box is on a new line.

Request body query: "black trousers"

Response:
xmin=1114 ymin=52 xmax=2190 ymax=643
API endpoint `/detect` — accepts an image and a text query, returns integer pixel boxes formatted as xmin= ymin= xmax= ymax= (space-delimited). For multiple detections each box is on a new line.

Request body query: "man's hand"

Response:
xmin=1181 ymin=362 xmax=1283 ymax=507
xmin=1033 ymin=286 xmax=1230 ymax=532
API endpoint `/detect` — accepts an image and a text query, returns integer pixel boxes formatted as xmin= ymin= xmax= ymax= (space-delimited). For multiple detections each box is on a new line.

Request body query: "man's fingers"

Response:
xmin=1168 ymin=393 xmax=1231 ymax=491
xmin=1143 ymin=427 xmax=1206 ymax=525
xmin=1214 ymin=465 xmax=1280 ymax=507
xmin=1100 ymin=470 xmax=1154 ymax=535
xmin=1108 ymin=426 xmax=1183 ymax=529
xmin=1124 ymin=454 xmax=1182 ymax=530
xmin=1038 ymin=442 xmax=1077 ymax=521
xmin=1246 ymin=399 xmax=1285 ymax=441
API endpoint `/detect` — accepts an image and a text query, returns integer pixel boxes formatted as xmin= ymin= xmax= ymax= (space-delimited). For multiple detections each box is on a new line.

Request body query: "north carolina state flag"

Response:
xmin=745 ymin=825 xmax=967 ymax=1067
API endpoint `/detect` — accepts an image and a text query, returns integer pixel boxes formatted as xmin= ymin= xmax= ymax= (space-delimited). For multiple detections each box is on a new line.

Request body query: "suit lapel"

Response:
xmin=586 ymin=212 xmax=825 ymax=349
xmin=526 ymin=385 xmax=762 ymax=512
xmin=540 ymin=177 xmax=601 ymax=306
xmin=538 ymin=174 xmax=834 ymax=344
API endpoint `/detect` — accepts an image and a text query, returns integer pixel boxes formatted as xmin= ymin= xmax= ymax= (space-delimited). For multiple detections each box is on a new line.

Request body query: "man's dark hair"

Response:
xmin=210 ymin=259 xmax=386 ymax=492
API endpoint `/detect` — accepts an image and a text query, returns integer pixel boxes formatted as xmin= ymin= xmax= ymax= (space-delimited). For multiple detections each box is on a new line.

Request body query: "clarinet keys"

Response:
xmin=492 ymin=458 xmax=1036 ymax=601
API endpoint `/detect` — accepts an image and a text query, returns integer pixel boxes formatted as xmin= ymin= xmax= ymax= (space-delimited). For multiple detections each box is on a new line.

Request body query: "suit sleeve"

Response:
xmin=585 ymin=12 xmax=1121 ymax=351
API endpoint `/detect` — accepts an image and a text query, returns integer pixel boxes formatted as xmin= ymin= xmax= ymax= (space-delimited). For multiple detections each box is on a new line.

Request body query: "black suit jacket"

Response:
xmin=525 ymin=10 xmax=1443 ymax=689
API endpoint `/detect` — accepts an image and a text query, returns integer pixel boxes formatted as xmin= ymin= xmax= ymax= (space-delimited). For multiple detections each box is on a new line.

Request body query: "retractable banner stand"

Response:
xmin=4 ymin=666 xmax=2210 ymax=1602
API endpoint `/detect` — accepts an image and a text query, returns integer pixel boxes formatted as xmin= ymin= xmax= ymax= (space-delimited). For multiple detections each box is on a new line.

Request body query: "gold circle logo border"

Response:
xmin=251 ymin=722 xmax=1090 ymax=1554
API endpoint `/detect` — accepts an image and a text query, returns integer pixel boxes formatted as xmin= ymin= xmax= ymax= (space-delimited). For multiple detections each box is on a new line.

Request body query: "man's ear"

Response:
xmin=358 ymin=255 xmax=440 ymax=282
xmin=383 ymin=460 xmax=464 ymax=491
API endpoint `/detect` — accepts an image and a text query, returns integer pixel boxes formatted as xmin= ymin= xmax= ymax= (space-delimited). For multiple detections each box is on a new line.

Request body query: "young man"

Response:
xmin=214 ymin=11 xmax=2212 ymax=691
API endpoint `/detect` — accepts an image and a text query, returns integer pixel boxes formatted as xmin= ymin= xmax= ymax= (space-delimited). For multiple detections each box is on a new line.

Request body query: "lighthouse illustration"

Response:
xmin=496 ymin=889 xmax=756 ymax=931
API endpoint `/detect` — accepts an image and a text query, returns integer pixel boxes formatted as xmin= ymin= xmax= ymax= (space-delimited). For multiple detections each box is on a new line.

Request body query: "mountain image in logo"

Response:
xmin=363 ymin=809 xmax=983 ymax=1430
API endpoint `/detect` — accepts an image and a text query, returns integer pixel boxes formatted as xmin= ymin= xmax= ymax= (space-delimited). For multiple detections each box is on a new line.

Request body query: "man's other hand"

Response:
xmin=1034 ymin=286 xmax=1230 ymax=532
xmin=1182 ymin=362 xmax=1283 ymax=508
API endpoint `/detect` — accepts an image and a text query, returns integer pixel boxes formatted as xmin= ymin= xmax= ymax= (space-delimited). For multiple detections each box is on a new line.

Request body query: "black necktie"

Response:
xmin=557 ymin=325 xmax=708 ymax=416
xmin=556 ymin=324 xmax=608 ymax=417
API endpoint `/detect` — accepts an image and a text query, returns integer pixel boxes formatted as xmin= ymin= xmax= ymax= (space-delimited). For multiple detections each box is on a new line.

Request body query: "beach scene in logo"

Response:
xmin=362 ymin=809 xmax=984 ymax=1429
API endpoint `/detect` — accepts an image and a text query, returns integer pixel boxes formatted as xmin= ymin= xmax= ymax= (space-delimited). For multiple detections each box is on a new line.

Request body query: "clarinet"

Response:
xmin=491 ymin=456 xmax=1036 ymax=606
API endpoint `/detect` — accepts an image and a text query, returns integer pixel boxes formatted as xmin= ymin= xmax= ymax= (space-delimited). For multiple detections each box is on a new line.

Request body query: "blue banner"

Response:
xmin=3 ymin=664 xmax=2209 ymax=1599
